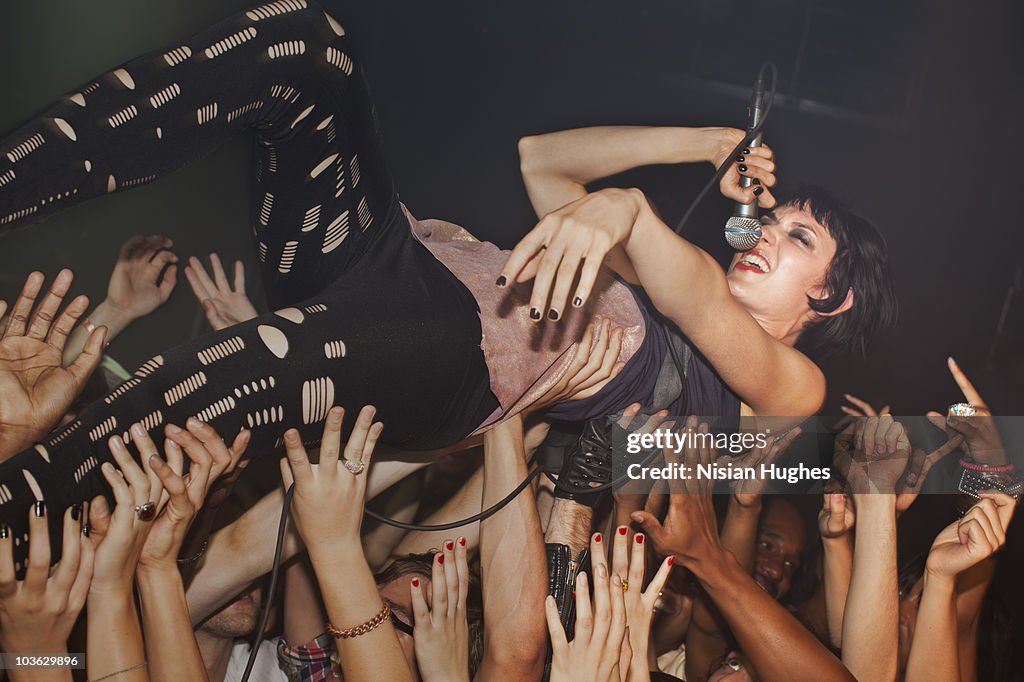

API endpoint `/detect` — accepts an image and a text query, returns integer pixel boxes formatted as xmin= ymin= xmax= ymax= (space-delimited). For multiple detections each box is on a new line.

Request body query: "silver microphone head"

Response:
xmin=724 ymin=216 xmax=763 ymax=251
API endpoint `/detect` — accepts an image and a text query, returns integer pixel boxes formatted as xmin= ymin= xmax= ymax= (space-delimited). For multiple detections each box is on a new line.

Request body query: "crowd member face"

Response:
xmin=376 ymin=573 xmax=430 ymax=681
xmin=898 ymin=576 xmax=924 ymax=671
xmin=708 ymin=650 xmax=756 ymax=681
xmin=198 ymin=584 xmax=263 ymax=638
xmin=726 ymin=205 xmax=850 ymax=341
xmin=651 ymin=569 xmax=695 ymax=652
xmin=753 ymin=497 xmax=807 ymax=600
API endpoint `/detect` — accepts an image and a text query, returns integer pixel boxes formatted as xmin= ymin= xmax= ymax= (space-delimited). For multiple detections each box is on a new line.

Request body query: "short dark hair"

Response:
xmin=374 ymin=553 xmax=484 ymax=677
xmin=775 ymin=185 xmax=898 ymax=357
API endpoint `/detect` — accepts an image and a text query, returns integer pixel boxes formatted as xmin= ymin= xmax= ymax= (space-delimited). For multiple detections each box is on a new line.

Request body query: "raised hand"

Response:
xmin=529 ymin=316 xmax=626 ymax=412
xmin=925 ymin=492 xmax=1016 ymax=579
xmin=105 ymin=235 xmax=178 ymax=322
xmin=833 ymin=416 xmax=912 ymax=494
xmin=410 ymin=539 xmax=471 ymax=682
xmin=630 ymin=418 xmax=723 ymax=566
xmin=818 ymin=493 xmax=855 ymax=540
xmin=709 ymin=128 xmax=778 ymax=209
xmin=0 ymin=270 xmax=106 ymax=461
xmin=608 ymin=525 xmax=675 ymax=682
xmin=136 ymin=419 xmax=249 ymax=572
xmin=184 ymin=253 xmax=258 ymax=330
xmin=545 ymin=533 xmax=631 ymax=682
xmin=279 ymin=405 xmax=383 ymax=553
xmin=925 ymin=357 xmax=1007 ymax=466
xmin=718 ymin=426 xmax=802 ymax=506
xmin=0 ymin=503 xmax=94 ymax=656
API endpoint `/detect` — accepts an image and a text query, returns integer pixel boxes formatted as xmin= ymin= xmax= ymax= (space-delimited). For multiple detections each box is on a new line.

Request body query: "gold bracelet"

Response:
xmin=87 ymin=661 xmax=147 ymax=682
xmin=326 ymin=602 xmax=391 ymax=639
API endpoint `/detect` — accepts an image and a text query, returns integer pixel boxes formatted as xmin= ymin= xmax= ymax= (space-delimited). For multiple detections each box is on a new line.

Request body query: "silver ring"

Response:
xmin=135 ymin=501 xmax=157 ymax=521
xmin=343 ymin=458 xmax=365 ymax=475
xmin=948 ymin=403 xmax=977 ymax=417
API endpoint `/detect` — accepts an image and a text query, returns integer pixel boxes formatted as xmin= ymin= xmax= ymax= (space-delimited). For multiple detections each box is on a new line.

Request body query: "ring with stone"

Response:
xmin=343 ymin=458 xmax=365 ymax=475
xmin=948 ymin=403 xmax=977 ymax=418
xmin=135 ymin=501 xmax=157 ymax=521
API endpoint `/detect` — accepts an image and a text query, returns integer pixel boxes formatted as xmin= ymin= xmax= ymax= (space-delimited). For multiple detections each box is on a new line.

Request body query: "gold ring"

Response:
xmin=621 ymin=579 xmax=629 ymax=592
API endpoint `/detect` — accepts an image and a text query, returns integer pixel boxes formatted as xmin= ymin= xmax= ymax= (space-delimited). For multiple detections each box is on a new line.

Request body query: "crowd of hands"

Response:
xmin=0 ymin=235 xmax=1017 ymax=682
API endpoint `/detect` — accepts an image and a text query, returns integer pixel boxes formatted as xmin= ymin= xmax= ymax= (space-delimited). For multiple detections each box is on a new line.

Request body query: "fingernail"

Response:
xmin=594 ymin=533 xmax=602 ymax=543
xmin=548 ymin=309 xmax=559 ymax=321
xmin=495 ymin=275 xmax=507 ymax=287
xmin=71 ymin=503 xmax=81 ymax=521
xmin=949 ymin=356 xmax=957 ymax=366
xmin=530 ymin=307 xmax=541 ymax=320
xmin=573 ymin=296 xmax=583 ymax=307
xmin=668 ymin=556 xmax=675 ymax=566
xmin=459 ymin=537 xmax=466 ymax=547
xmin=149 ymin=455 xmax=165 ymax=469
xmin=635 ymin=534 xmax=644 ymax=544
xmin=571 ymin=590 xmax=576 ymax=600
xmin=618 ymin=526 xmax=627 ymax=536
xmin=131 ymin=423 xmax=145 ymax=437
xmin=742 ymin=148 xmax=750 ymax=154
xmin=752 ymin=178 xmax=761 ymax=185
xmin=753 ymin=187 xmax=764 ymax=196
xmin=34 ymin=500 xmax=46 ymax=517
xmin=187 ymin=417 xmax=203 ymax=429
xmin=437 ymin=554 xmax=444 ymax=565
xmin=738 ymin=164 xmax=748 ymax=173
xmin=445 ymin=541 xmax=454 ymax=551
xmin=0 ymin=524 xmax=8 ymax=540
xmin=167 ymin=424 xmax=182 ymax=434
xmin=412 ymin=578 xmax=420 ymax=587
xmin=82 ymin=524 xmax=90 ymax=538
xmin=736 ymin=155 xmax=745 ymax=162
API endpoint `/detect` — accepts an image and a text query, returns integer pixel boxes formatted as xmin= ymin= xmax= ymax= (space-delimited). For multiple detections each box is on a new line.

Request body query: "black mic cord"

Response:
xmin=673 ymin=62 xmax=778 ymax=237
xmin=241 ymin=63 xmax=780 ymax=682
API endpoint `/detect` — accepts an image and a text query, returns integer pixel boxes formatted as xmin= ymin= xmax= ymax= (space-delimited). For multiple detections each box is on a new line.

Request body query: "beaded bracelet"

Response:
xmin=326 ymin=602 xmax=391 ymax=639
xmin=958 ymin=458 xmax=1016 ymax=474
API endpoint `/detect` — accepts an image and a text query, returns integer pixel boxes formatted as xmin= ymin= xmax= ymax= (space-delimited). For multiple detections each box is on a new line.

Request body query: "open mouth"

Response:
xmin=753 ymin=573 xmax=779 ymax=599
xmin=735 ymin=248 xmax=771 ymax=274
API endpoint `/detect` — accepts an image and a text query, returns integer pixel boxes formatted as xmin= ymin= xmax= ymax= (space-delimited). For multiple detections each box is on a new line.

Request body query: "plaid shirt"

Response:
xmin=277 ymin=632 xmax=342 ymax=681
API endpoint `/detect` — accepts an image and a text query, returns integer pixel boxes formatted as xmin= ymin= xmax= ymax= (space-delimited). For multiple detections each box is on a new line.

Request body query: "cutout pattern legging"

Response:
xmin=0 ymin=0 xmax=500 ymax=572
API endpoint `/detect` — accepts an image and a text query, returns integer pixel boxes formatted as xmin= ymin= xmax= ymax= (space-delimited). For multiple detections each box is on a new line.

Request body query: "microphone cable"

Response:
xmin=241 ymin=63 xmax=779 ymax=681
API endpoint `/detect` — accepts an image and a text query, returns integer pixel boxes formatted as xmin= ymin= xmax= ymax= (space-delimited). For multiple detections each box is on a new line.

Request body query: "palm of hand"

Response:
xmin=0 ymin=336 xmax=76 ymax=451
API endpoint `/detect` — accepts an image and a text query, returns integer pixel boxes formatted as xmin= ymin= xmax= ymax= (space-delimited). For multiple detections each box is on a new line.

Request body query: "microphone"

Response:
xmin=724 ymin=74 xmax=767 ymax=251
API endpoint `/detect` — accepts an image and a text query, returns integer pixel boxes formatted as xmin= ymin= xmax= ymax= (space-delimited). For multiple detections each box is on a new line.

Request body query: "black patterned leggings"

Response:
xmin=0 ymin=1 xmax=499 ymax=571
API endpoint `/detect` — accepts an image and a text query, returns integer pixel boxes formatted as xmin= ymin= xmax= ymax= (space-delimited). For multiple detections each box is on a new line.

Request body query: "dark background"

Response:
xmin=2 ymin=1 xmax=1024 ymax=672
xmin=2 ymin=0 xmax=1023 ymax=415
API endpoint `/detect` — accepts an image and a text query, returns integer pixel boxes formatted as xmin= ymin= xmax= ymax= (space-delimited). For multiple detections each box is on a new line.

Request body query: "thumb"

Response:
xmin=630 ymin=511 xmax=664 ymax=538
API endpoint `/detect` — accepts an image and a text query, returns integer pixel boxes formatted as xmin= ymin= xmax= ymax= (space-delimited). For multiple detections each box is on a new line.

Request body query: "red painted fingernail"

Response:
xmin=412 ymin=578 xmax=420 ymax=587
xmin=635 ymin=534 xmax=644 ymax=544
xmin=667 ymin=556 xmax=675 ymax=566
xmin=437 ymin=554 xmax=444 ymax=564
xmin=594 ymin=533 xmax=602 ymax=543
xmin=445 ymin=541 xmax=454 ymax=551
xmin=617 ymin=527 xmax=627 ymax=536
xmin=458 ymin=537 xmax=466 ymax=547
xmin=571 ymin=591 xmax=576 ymax=600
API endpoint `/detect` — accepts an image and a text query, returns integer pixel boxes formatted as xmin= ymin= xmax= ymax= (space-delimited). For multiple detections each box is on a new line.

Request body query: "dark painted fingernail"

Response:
xmin=742 ymin=148 xmax=750 ymax=154
xmin=573 ymin=296 xmax=583 ymax=307
xmin=495 ymin=275 xmax=507 ymax=287
xmin=438 ymin=554 xmax=444 ymax=565
xmin=736 ymin=155 xmax=745 ymax=162
xmin=530 ymin=307 xmax=541 ymax=320
xmin=753 ymin=187 xmax=764 ymax=196
xmin=82 ymin=523 xmax=90 ymax=537
xmin=738 ymin=164 xmax=748 ymax=173
xmin=445 ymin=541 xmax=454 ymax=551
xmin=71 ymin=503 xmax=81 ymax=521
xmin=636 ymin=534 xmax=644 ymax=544
xmin=618 ymin=526 xmax=627 ymax=536
xmin=459 ymin=537 xmax=466 ymax=547
xmin=34 ymin=500 xmax=46 ymax=517
xmin=548 ymin=309 xmax=559 ymax=321
xmin=752 ymin=178 xmax=761 ymax=185
xmin=0 ymin=524 xmax=8 ymax=540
